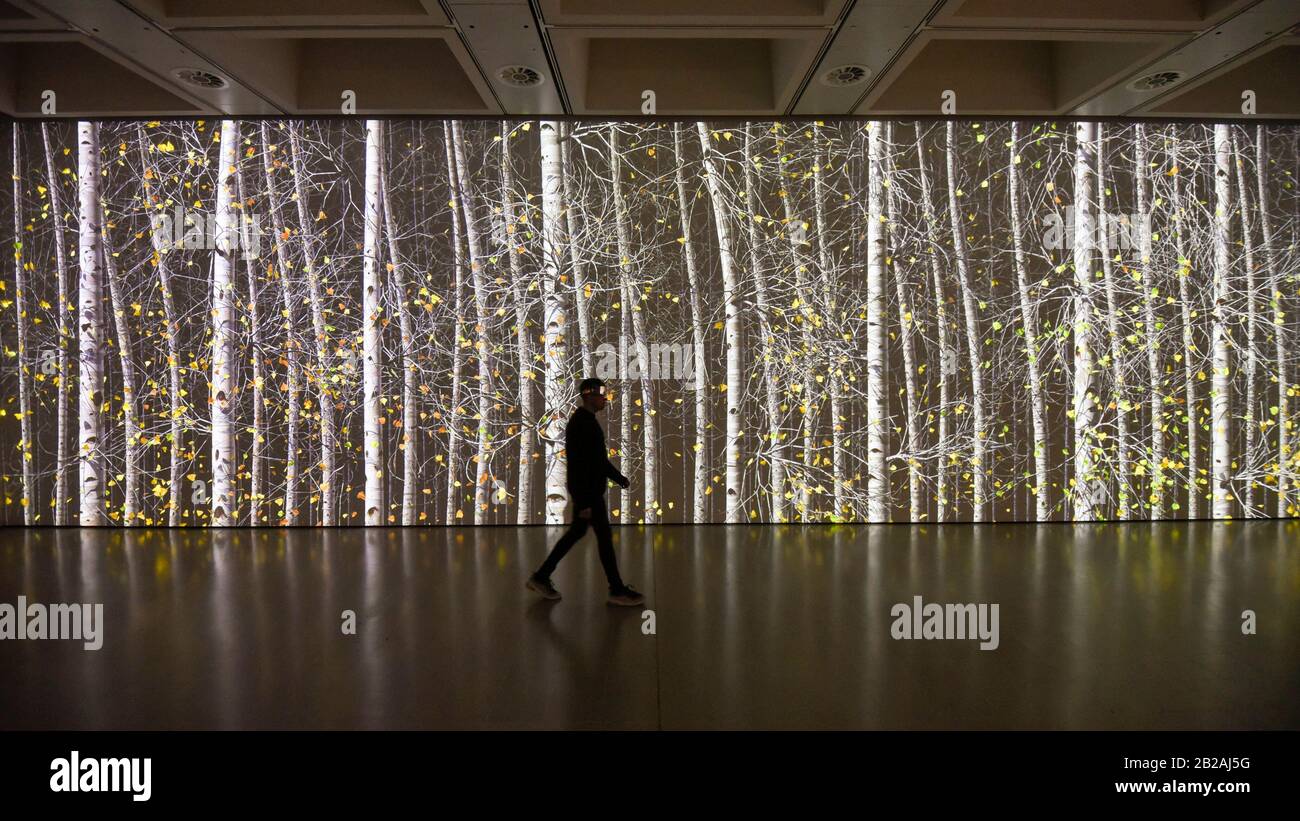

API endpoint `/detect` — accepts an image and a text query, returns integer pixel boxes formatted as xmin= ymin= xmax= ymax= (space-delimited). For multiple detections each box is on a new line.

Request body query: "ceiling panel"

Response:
xmin=552 ymin=26 xmax=825 ymax=114
xmin=173 ymin=28 xmax=499 ymax=114
xmin=858 ymin=30 xmax=1178 ymax=115
xmin=0 ymin=34 xmax=205 ymax=115
xmin=0 ymin=0 xmax=1296 ymax=117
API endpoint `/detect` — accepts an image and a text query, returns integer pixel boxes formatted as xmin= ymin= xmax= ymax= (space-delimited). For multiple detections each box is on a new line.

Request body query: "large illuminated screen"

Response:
xmin=2 ymin=119 xmax=1296 ymax=524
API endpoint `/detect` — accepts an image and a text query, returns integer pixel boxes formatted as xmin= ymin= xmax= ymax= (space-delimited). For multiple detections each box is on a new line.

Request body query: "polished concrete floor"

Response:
xmin=0 ymin=523 xmax=1297 ymax=730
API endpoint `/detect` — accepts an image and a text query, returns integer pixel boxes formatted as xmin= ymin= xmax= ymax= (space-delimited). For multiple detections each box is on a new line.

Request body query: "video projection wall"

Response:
xmin=2 ymin=118 xmax=1298 ymax=526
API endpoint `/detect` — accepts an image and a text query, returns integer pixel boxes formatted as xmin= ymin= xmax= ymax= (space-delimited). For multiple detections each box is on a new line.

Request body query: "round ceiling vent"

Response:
xmin=1127 ymin=70 xmax=1185 ymax=92
xmin=819 ymin=64 xmax=871 ymax=88
xmin=171 ymin=67 xmax=229 ymax=90
xmin=496 ymin=65 xmax=545 ymax=88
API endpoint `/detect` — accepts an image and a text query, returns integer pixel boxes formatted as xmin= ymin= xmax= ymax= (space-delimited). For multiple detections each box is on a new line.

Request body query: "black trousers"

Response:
xmin=536 ymin=496 xmax=624 ymax=591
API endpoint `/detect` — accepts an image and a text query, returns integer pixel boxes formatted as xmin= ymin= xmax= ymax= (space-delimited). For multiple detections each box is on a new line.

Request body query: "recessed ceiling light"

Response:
xmin=819 ymin=64 xmax=871 ymax=88
xmin=1127 ymin=70 xmax=1185 ymax=92
xmin=496 ymin=65 xmax=545 ymax=88
xmin=171 ymin=67 xmax=229 ymax=90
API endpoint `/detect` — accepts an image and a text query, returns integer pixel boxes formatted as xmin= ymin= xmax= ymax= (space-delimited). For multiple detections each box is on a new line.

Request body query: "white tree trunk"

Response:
xmin=210 ymin=119 xmax=239 ymax=526
xmin=10 ymin=125 xmax=34 ymax=523
xmin=362 ymin=119 xmax=385 ymax=525
xmin=1096 ymin=124 xmax=1131 ymax=519
xmin=1211 ymin=124 xmax=1233 ymax=518
xmin=1008 ymin=122 xmax=1050 ymax=521
xmin=915 ymin=128 xmax=951 ymax=522
xmin=813 ymin=122 xmax=847 ymax=518
xmin=235 ymin=160 xmax=265 ymax=524
xmin=450 ymin=121 xmax=494 ymax=525
xmin=442 ymin=123 xmax=466 ymax=524
xmin=560 ymin=123 xmax=594 ymax=378
xmin=885 ymin=123 xmax=922 ymax=522
xmin=140 ymin=128 xmax=188 ymax=526
xmin=1231 ymin=129 xmax=1260 ymax=515
xmin=42 ymin=124 xmax=72 ymax=524
xmin=675 ymin=124 xmax=711 ymax=523
xmin=1256 ymin=126 xmax=1289 ymax=516
xmin=500 ymin=123 xmax=536 ymax=524
xmin=379 ymin=127 xmax=419 ymax=525
xmin=258 ymin=122 xmax=301 ymax=525
xmin=289 ymin=122 xmax=337 ymax=525
xmin=696 ymin=123 xmax=744 ymax=523
xmin=538 ymin=121 xmax=569 ymax=525
xmin=866 ymin=122 xmax=888 ymax=522
xmin=1134 ymin=124 xmax=1166 ymax=519
xmin=945 ymin=121 xmax=987 ymax=520
xmin=1169 ymin=130 xmax=1200 ymax=518
xmin=610 ymin=126 xmax=660 ymax=522
xmin=99 ymin=197 xmax=141 ymax=524
xmin=743 ymin=123 xmax=787 ymax=523
xmin=1069 ymin=121 xmax=1102 ymax=520
xmin=779 ymin=168 xmax=817 ymax=520
xmin=76 ymin=121 xmax=106 ymax=525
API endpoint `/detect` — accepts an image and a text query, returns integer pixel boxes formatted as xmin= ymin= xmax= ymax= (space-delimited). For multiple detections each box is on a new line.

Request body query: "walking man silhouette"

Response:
xmin=528 ymin=378 xmax=646 ymax=606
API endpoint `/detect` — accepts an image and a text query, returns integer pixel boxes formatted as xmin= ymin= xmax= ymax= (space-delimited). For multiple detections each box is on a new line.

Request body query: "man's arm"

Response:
xmin=604 ymin=451 xmax=629 ymax=487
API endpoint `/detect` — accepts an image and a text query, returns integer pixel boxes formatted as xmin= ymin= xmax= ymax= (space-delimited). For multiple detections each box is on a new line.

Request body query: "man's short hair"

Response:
xmin=578 ymin=377 xmax=606 ymax=396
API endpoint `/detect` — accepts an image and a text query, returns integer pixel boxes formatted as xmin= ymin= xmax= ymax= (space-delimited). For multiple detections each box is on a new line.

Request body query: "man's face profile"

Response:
xmin=582 ymin=384 xmax=609 ymax=412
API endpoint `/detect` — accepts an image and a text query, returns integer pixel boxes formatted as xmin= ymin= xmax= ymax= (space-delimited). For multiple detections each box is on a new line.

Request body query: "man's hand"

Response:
xmin=616 ymin=475 xmax=631 ymax=489
xmin=578 ymin=508 xmax=592 ymax=520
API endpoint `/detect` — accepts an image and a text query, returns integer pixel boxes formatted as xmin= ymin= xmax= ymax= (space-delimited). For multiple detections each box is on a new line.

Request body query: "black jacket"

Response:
xmin=565 ymin=405 xmax=626 ymax=508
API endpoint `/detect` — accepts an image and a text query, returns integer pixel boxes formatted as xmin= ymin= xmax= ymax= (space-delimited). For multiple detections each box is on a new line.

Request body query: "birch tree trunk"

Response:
xmin=610 ymin=127 xmax=660 ymax=522
xmin=1134 ymin=124 xmax=1165 ymax=519
xmin=1008 ymin=122 xmax=1050 ymax=521
xmin=442 ymin=123 xmax=466 ymax=524
xmin=560 ymin=123 xmax=594 ymax=377
xmin=361 ymin=119 xmax=385 ymax=525
xmin=140 ymin=129 xmax=187 ymax=526
xmin=1231 ymin=129 xmax=1260 ymax=515
xmin=616 ymin=271 xmax=632 ymax=520
xmin=379 ymin=127 xmax=419 ymax=525
xmin=450 ymin=121 xmax=494 ymax=525
xmin=779 ymin=160 xmax=817 ymax=519
xmin=210 ymin=119 xmax=239 ymax=526
xmin=915 ymin=128 xmax=951 ymax=522
xmin=99 ymin=198 xmax=141 ymax=524
xmin=42 ymin=124 xmax=72 ymax=524
xmin=235 ymin=161 xmax=265 ymax=524
xmin=1096 ymin=124 xmax=1131 ymax=519
xmin=10 ymin=125 xmax=34 ymax=523
xmin=1170 ymin=130 xmax=1199 ymax=518
xmin=813 ymin=122 xmax=847 ymax=518
xmin=696 ymin=122 xmax=744 ymax=523
xmin=866 ymin=122 xmax=888 ymax=522
xmin=675 ymin=124 xmax=710 ymax=523
xmin=76 ymin=121 xmax=106 ymax=525
xmin=538 ymin=121 xmax=569 ymax=525
xmin=1256 ymin=126 xmax=1289 ymax=516
xmin=289 ymin=122 xmax=337 ymax=525
xmin=258 ymin=122 xmax=300 ymax=525
xmin=743 ymin=123 xmax=787 ymax=523
xmin=1211 ymin=124 xmax=1233 ymax=519
xmin=885 ymin=123 xmax=922 ymax=521
xmin=945 ymin=121 xmax=987 ymax=520
xmin=1069 ymin=121 xmax=1102 ymax=520
xmin=500 ymin=123 xmax=536 ymax=524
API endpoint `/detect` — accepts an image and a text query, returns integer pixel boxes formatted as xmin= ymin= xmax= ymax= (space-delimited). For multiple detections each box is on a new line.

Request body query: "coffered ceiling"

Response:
xmin=1 ymin=0 xmax=1296 ymax=117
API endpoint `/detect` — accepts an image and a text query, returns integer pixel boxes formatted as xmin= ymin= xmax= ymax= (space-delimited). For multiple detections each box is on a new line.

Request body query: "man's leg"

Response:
xmin=588 ymin=499 xmax=625 ymax=592
xmin=535 ymin=508 xmax=590 ymax=580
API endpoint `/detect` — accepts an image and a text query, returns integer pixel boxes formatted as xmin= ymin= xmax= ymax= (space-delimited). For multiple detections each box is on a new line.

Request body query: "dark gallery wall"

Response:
xmin=1 ymin=118 xmax=1297 ymax=525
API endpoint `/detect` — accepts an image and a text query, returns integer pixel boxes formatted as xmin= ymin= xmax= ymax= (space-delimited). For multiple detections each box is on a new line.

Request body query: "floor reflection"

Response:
xmin=0 ymin=522 xmax=1296 ymax=729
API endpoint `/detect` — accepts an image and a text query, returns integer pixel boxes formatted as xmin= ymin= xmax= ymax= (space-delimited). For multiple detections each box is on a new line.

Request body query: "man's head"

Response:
xmin=578 ymin=377 xmax=610 ymax=413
